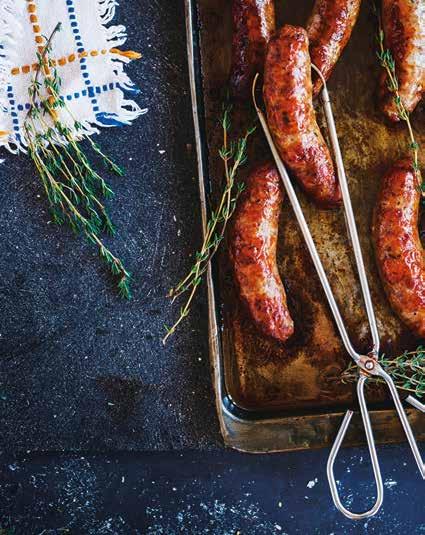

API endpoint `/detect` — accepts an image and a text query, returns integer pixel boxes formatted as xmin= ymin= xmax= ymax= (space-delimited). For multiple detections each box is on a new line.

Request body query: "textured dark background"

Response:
xmin=0 ymin=0 xmax=424 ymax=533
xmin=0 ymin=0 xmax=220 ymax=453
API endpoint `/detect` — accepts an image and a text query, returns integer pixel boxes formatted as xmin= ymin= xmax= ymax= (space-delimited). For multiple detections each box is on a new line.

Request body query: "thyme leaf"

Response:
xmin=23 ymin=23 xmax=131 ymax=298
xmin=163 ymin=105 xmax=255 ymax=343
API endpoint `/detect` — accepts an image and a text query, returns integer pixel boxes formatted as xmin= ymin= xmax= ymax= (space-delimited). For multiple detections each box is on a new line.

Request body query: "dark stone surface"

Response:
xmin=0 ymin=0 xmax=220 ymax=452
xmin=1 ymin=447 xmax=424 ymax=534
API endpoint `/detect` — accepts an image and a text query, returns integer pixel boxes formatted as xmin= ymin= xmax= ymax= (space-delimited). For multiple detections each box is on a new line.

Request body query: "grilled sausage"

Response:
xmin=230 ymin=0 xmax=276 ymax=99
xmin=307 ymin=0 xmax=362 ymax=95
xmin=373 ymin=159 xmax=425 ymax=337
xmin=380 ymin=0 xmax=425 ymax=121
xmin=263 ymin=25 xmax=341 ymax=208
xmin=229 ymin=163 xmax=294 ymax=343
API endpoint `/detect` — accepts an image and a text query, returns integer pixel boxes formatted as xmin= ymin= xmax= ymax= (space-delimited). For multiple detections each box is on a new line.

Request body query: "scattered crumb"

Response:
xmin=306 ymin=478 xmax=318 ymax=489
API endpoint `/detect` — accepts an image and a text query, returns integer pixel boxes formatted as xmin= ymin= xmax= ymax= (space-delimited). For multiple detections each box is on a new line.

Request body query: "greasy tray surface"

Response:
xmin=198 ymin=0 xmax=425 ymax=413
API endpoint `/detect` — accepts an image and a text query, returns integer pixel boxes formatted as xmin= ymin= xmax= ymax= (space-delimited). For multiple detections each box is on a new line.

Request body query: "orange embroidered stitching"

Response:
xmin=10 ymin=48 xmax=139 ymax=75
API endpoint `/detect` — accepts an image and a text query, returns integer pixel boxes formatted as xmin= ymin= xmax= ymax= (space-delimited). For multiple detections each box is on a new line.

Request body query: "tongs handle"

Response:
xmin=327 ymin=375 xmax=384 ymax=520
xmin=327 ymin=365 xmax=425 ymax=520
xmin=380 ymin=368 xmax=425 ymax=480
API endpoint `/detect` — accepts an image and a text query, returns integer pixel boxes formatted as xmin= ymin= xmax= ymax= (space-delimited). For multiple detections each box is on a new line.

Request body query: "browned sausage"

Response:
xmin=263 ymin=25 xmax=341 ymax=208
xmin=229 ymin=162 xmax=294 ymax=343
xmin=373 ymin=159 xmax=425 ymax=337
xmin=230 ymin=0 xmax=276 ymax=99
xmin=380 ymin=0 xmax=425 ymax=121
xmin=307 ymin=0 xmax=362 ymax=95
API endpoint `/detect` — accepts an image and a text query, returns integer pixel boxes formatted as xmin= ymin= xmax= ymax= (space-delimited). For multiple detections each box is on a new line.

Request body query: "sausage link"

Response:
xmin=230 ymin=0 xmax=276 ymax=99
xmin=380 ymin=0 xmax=425 ymax=121
xmin=229 ymin=162 xmax=294 ymax=343
xmin=263 ymin=25 xmax=341 ymax=208
xmin=307 ymin=0 xmax=362 ymax=95
xmin=373 ymin=160 xmax=425 ymax=337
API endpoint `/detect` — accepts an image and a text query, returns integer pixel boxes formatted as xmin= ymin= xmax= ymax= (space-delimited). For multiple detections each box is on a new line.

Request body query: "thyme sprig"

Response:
xmin=163 ymin=106 xmax=255 ymax=343
xmin=341 ymin=346 xmax=425 ymax=398
xmin=376 ymin=14 xmax=423 ymax=194
xmin=23 ymin=24 xmax=131 ymax=298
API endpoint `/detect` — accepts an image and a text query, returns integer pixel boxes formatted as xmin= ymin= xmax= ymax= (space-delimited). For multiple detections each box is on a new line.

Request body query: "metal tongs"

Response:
xmin=252 ymin=67 xmax=425 ymax=520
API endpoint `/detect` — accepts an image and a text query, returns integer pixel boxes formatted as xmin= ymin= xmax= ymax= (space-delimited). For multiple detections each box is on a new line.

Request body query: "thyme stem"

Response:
xmin=376 ymin=12 xmax=423 ymax=193
xmin=23 ymin=23 xmax=132 ymax=298
xmin=163 ymin=106 xmax=255 ymax=343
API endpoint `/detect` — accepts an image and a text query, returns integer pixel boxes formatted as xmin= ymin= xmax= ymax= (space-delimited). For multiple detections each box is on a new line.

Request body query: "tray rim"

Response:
xmin=185 ymin=0 xmax=425 ymax=452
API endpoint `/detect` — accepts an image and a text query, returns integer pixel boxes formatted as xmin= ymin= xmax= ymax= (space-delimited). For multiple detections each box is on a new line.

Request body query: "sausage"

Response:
xmin=229 ymin=162 xmax=294 ymax=343
xmin=229 ymin=0 xmax=276 ymax=99
xmin=263 ymin=25 xmax=341 ymax=208
xmin=307 ymin=0 xmax=362 ymax=95
xmin=380 ymin=0 xmax=425 ymax=121
xmin=373 ymin=159 xmax=425 ymax=337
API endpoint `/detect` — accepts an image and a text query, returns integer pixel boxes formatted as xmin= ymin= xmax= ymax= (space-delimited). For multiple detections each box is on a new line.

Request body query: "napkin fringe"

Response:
xmin=95 ymin=2 xmax=147 ymax=129
xmin=97 ymin=0 xmax=118 ymax=25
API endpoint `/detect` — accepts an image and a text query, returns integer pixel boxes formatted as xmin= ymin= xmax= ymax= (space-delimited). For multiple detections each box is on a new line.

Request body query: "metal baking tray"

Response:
xmin=185 ymin=0 xmax=425 ymax=452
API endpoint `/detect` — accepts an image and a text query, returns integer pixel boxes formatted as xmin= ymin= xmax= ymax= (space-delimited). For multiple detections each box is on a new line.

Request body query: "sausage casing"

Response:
xmin=380 ymin=0 xmax=425 ymax=121
xmin=263 ymin=25 xmax=341 ymax=208
xmin=373 ymin=160 xmax=425 ymax=337
xmin=230 ymin=0 xmax=276 ymax=99
xmin=229 ymin=163 xmax=294 ymax=343
xmin=307 ymin=0 xmax=362 ymax=95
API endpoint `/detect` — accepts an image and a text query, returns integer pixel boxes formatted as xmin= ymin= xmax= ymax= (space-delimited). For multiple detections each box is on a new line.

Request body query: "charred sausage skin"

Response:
xmin=230 ymin=0 xmax=276 ymax=99
xmin=263 ymin=25 xmax=341 ymax=208
xmin=307 ymin=0 xmax=362 ymax=95
xmin=380 ymin=0 xmax=425 ymax=121
xmin=229 ymin=163 xmax=294 ymax=343
xmin=373 ymin=160 xmax=425 ymax=337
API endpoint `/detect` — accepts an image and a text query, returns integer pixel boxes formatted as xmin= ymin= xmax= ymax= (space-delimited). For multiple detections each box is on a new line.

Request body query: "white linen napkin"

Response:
xmin=0 ymin=0 xmax=146 ymax=153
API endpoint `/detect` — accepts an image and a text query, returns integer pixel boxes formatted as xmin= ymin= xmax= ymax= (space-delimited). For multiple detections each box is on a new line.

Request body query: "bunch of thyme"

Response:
xmin=23 ymin=23 xmax=131 ymax=298
xmin=163 ymin=106 xmax=255 ymax=343
xmin=341 ymin=346 xmax=425 ymax=398
xmin=376 ymin=13 xmax=423 ymax=194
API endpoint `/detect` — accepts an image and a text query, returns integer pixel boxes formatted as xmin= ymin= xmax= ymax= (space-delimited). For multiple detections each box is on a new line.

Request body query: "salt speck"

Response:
xmin=275 ymin=525 xmax=282 ymax=531
xmin=384 ymin=479 xmax=398 ymax=489
xmin=307 ymin=478 xmax=318 ymax=489
xmin=159 ymin=150 xmax=166 ymax=155
xmin=278 ymin=501 xmax=283 ymax=508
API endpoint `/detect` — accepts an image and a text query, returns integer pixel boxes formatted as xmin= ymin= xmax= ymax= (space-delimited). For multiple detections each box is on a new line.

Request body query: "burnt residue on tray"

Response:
xmin=198 ymin=0 xmax=424 ymax=414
